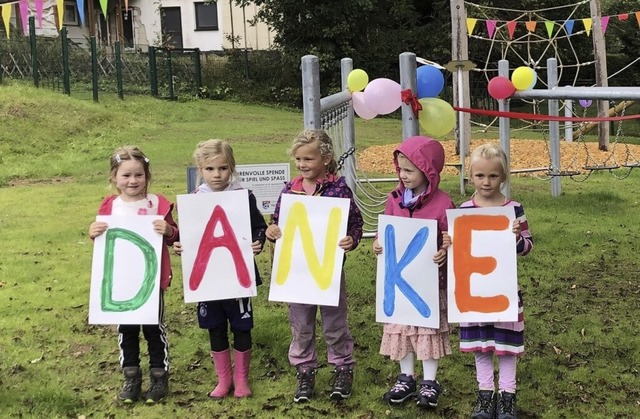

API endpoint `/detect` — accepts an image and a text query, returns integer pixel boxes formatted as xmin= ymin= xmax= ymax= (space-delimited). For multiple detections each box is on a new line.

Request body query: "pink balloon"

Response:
xmin=363 ymin=78 xmax=402 ymax=115
xmin=352 ymin=91 xmax=378 ymax=120
xmin=488 ymin=76 xmax=516 ymax=100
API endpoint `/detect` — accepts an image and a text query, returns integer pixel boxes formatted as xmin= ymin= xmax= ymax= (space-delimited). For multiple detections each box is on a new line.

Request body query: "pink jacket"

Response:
xmin=97 ymin=194 xmax=179 ymax=290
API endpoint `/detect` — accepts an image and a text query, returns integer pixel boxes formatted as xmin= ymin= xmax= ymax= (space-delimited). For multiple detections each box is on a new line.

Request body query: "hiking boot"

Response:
xmin=472 ymin=390 xmax=496 ymax=419
xmin=416 ymin=379 xmax=441 ymax=408
xmin=329 ymin=365 xmax=354 ymax=400
xmin=497 ymin=391 xmax=517 ymax=419
xmin=293 ymin=366 xmax=316 ymax=403
xmin=144 ymin=368 xmax=169 ymax=403
xmin=118 ymin=366 xmax=142 ymax=403
xmin=382 ymin=373 xmax=417 ymax=404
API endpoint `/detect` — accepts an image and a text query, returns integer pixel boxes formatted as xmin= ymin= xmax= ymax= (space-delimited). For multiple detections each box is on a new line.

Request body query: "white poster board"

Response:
xmin=177 ymin=190 xmax=256 ymax=303
xmin=268 ymin=194 xmax=349 ymax=306
xmin=236 ymin=163 xmax=290 ymax=214
xmin=447 ymin=206 xmax=518 ymax=323
xmin=375 ymin=215 xmax=440 ymax=328
xmin=89 ymin=216 xmax=163 ymax=325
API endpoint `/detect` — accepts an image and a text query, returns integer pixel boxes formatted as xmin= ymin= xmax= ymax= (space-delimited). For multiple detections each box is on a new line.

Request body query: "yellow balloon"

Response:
xmin=347 ymin=69 xmax=369 ymax=92
xmin=511 ymin=66 xmax=536 ymax=91
xmin=418 ymin=98 xmax=456 ymax=137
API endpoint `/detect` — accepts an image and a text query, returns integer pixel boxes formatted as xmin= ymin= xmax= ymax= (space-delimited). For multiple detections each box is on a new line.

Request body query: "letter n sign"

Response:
xmin=375 ymin=215 xmax=440 ymax=328
xmin=89 ymin=215 xmax=163 ymax=325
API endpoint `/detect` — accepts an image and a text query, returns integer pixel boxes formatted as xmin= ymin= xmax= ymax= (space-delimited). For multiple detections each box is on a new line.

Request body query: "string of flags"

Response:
xmin=0 ymin=0 xmax=126 ymax=37
xmin=467 ymin=11 xmax=640 ymax=38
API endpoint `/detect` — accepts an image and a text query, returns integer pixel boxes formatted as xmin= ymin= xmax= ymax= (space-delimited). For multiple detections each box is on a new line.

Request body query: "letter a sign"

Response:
xmin=89 ymin=216 xmax=163 ymax=325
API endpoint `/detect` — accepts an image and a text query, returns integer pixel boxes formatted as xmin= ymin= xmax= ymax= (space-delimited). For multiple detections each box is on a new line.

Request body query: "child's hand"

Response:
xmin=373 ymin=238 xmax=383 ymax=255
xmin=153 ymin=219 xmax=172 ymax=237
xmin=173 ymin=242 xmax=183 ymax=255
xmin=89 ymin=221 xmax=108 ymax=239
xmin=441 ymin=232 xmax=452 ymax=249
xmin=339 ymin=236 xmax=354 ymax=251
xmin=251 ymin=240 xmax=263 ymax=255
xmin=512 ymin=220 xmax=521 ymax=241
xmin=433 ymin=248 xmax=447 ymax=267
xmin=266 ymin=224 xmax=281 ymax=241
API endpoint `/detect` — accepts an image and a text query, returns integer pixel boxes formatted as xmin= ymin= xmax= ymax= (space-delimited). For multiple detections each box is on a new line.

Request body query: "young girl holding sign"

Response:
xmin=88 ymin=146 xmax=179 ymax=403
xmin=173 ymin=139 xmax=267 ymax=398
xmin=459 ymin=143 xmax=533 ymax=419
xmin=265 ymin=130 xmax=363 ymax=403
xmin=372 ymin=136 xmax=455 ymax=409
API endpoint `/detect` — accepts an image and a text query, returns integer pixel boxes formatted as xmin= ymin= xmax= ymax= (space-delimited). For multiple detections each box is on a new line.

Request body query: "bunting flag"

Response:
xmin=124 ymin=0 xmax=129 ymax=10
xmin=582 ymin=18 xmax=592 ymax=36
xmin=1 ymin=4 xmax=11 ymax=38
xmin=77 ymin=0 xmax=85 ymax=27
xmin=636 ymin=11 xmax=640 ymax=27
xmin=19 ymin=0 xmax=28 ymax=34
xmin=565 ymin=19 xmax=575 ymax=35
xmin=618 ymin=13 xmax=628 ymax=21
xmin=506 ymin=20 xmax=517 ymax=39
xmin=56 ymin=0 xmax=64 ymax=29
xmin=545 ymin=21 xmax=554 ymax=38
xmin=466 ymin=18 xmax=477 ymax=36
xmin=601 ymin=16 xmax=610 ymax=34
xmin=486 ymin=19 xmax=497 ymax=38
xmin=525 ymin=21 xmax=537 ymax=32
xmin=99 ymin=0 xmax=108 ymax=17
xmin=35 ymin=0 xmax=43 ymax=28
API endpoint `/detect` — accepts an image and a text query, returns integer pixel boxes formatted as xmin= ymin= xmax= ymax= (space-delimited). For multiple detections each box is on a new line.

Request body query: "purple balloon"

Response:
xmin=363 ymin=78 xmax=402 ymax=115
xmin=579 ymin=99 xmax=593 ymax=108
xmin=352 ymin=91 xmax=377 ymax=120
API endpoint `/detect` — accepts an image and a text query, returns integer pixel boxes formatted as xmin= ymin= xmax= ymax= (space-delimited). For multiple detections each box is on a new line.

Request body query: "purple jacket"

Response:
xmin=271 ymin=173 xmax=364 ymax=250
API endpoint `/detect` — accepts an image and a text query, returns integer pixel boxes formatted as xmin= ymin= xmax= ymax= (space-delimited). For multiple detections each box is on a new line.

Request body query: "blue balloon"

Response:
xmin=416 ymin=65 xmax=445 ymax=98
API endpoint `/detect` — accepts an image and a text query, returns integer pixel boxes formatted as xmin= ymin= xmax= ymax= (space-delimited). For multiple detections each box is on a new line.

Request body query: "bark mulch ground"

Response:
xmin=357 ymin=139 xmax=640 ymax=176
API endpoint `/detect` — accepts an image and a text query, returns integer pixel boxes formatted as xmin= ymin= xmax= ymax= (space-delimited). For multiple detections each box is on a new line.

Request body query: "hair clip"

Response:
xmin=144 ymin=157 xmax=150 ymax=163
xmin=114 ymin=154 xmax=121 ymax=163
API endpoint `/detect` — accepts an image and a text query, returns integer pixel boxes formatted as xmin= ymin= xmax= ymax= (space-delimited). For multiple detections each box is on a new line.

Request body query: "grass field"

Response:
xmin=1 ymin=83 xmax=639 ymax=418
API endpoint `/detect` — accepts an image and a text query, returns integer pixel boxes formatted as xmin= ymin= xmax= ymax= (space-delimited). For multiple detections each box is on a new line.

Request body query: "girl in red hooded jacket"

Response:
xmin=373 ymin=136 xmax=455 ymax=410
xmin=88 ymin=146 xmax=179 ymax=404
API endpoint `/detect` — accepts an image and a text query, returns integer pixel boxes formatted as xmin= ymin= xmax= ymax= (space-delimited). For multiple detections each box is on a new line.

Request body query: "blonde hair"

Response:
xmin=469 ymin=143 xmax=510 ymax=189
xmin=289 ymin=130 xmax=338 ymax=174
xmin=109 ymin=146 xmax=151 ymax=194
xmin=193 ymin=139 xmax=237 ymax=185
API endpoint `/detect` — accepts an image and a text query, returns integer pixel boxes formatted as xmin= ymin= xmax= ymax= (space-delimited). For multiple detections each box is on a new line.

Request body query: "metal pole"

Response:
xmin=167 ymin=48 xmax=175 ymax=100
xmin=399 ymin=52 xmax=419 ymax=140
xmin=456 ymin=65 xmax=466 ymax=195
xmin=115 ymin=41 xmax=124 ymax=99
xmin=301 ymin=55 xmax=321 ymax=130
xmin=341 ymin=57 xmax=356 ymax=192
xmin=29 ymin=17 xmax=39 ymax=88
xmin=90 ymin=36 xmax=99 ymax=102
xmin=194 ymin=48 xmax=202 ymax=91
xmin=547 ymin=58 xmax=561 ymax=196
xmin=564 ymin=97 xmax=573 ymax=142
xmin=498 ymin=59 xmax=511 ymax=198
xmin=149 ymin=47 xmax=158 ymax=97
xmin=61 ymin=27 xmax=70 ymax=96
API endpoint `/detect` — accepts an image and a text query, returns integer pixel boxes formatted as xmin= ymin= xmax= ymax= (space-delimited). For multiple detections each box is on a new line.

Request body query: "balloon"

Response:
xmin=488 ymin=76 xmax=516 ymax=100
xmin=418 ymin=98 xmax=456 ymax=137
xmin=347 ymin=69 xmax=369 ymax=92
xmin=416 ymin=65 xmax=445 ymax=98
xmin=579 ymin=99 xmax=593 ymax=108
xmin=352 ymin=91 xmax=378 ymax=120
xmin=511 ymin=66 xmax=537 ymax=90
xmin=363 ymin=78 xmax=402 ymax=115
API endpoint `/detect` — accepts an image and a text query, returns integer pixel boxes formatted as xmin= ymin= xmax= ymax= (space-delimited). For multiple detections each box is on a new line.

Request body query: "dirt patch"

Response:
xmin=357 ymin=139 xmax=640 ymax=176
xmin=8 ymin=176 xmax=75 ymax=187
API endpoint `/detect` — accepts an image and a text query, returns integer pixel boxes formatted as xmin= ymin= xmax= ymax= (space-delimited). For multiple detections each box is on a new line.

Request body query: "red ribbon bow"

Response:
xmin=401 ymin=89 xmax=422 ymax=118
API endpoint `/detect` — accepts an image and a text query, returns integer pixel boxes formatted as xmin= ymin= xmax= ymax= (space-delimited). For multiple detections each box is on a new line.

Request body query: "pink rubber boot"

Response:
xmin=209 ymin=349 xmax=233 ymax=399
xmin=233 ymin=349 xmax=252 ymax=398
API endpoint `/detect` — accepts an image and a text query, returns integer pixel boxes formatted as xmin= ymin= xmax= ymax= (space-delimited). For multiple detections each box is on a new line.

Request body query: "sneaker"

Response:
xmin=497 ymin=391 xmax=517 ymax=419
xmin=382 ymin=373 xmax=417 ymax=404
xmin=329 ymin=365 xmax=354 ymax=400
xmin=472 ymin=390 xmax=496 ymax=419
xmin=118 ymin=366 xmax=142 ymax=403
xmin=293 ymin=366 xmax=316 ymax=403
xmin=416 ymin=379 xmax=441 ymax=408
xmin=145 ymin=368 xmax=169 ymax=404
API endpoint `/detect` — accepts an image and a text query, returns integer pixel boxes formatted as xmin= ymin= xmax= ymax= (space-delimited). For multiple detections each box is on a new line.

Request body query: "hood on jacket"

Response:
xmin=393 ymin=135 xmax=444 ymax=197
xmin=195 ymin=180 xmax=243 ymax=193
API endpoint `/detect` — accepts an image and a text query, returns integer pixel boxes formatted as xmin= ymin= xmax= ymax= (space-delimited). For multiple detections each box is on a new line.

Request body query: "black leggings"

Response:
xmin=209 ymin=326 xmax=251 ymax=352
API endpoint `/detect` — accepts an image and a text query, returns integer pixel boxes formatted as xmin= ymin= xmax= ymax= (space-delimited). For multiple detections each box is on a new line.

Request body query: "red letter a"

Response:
xmin=189 ymin=205 xmax=252 ymax=291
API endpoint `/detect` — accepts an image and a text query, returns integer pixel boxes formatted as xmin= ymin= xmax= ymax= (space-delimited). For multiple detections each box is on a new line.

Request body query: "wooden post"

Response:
xmin=450 ymin=0 xmax=471 ymax=156
xmin=115 ymin=0 xmax=123 ymax=42
xmin=590 ymin=0 xmax=609 ymax=150
xmin=87 ymin=0 xmax=96 ymax=37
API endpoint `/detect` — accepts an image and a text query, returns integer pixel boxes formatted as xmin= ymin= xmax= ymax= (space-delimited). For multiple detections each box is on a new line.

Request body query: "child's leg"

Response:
xmin=117 ymin=324 xmax=141 ymax=368
xmin=230 ymin=297 xmax=254 ymax=397
xmin=497 ymin=354 xmax=517 ymax=393
xmin=319 ymin=273 xmax=354 ymax=367
xmin=383 ymin=353 xmax=417 ymax=404
xmin=142 ymin=292 xmax=169 ymax=371
xmin=288 ymin=303 xmax=319 ymax=368
xmin=421 ymin=358 xmax=438 ymax=381
xmin=417 ymin=358 xmax=442 ymax=408
xmin=474 ymin=352 xmax=495 ymax=390
xmin=399 ymin=352 xmax=416 ymax=377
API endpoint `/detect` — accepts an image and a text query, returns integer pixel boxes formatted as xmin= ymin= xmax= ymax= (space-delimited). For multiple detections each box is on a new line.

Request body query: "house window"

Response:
xmin=63 ymin=1 xmax=80 ymax=26
xmin=194 ymin=2 xmax=218 ymax=31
